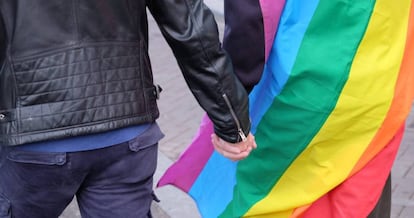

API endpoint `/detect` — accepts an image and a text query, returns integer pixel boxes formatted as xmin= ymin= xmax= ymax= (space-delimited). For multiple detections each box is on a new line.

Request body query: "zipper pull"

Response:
xmin=238 ymin=129 xmax=247 ymax=142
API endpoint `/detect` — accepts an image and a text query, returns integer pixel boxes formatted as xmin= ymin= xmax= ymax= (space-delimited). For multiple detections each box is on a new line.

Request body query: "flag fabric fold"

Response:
xmin=158 ymin=0 xmax=414 ymax=217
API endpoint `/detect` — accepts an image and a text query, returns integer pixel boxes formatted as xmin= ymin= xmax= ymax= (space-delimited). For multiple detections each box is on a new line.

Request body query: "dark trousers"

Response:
xmin=368 ymin=174 xmax=392 ymax=218
xmin=0 ymin=126 xmax=162 ymax=218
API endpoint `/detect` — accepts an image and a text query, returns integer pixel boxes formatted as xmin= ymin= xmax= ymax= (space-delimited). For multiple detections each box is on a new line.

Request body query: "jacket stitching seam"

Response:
xmin=12 ymin=42 xmax=141 ymax=62
xmin=15 ymin=66 xmax=141 ymax=86
xmin=4 ymin=114 xmax=158 ymax=137
xmin=17 ymin=83 xmax=139 ymax=98
xmin=14 ymin=54 xmax=141 ymax=73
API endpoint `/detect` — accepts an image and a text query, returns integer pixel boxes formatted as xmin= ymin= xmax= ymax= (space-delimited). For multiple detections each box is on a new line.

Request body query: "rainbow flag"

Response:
xmin=158 ymin=0 xmax=414 ymax=217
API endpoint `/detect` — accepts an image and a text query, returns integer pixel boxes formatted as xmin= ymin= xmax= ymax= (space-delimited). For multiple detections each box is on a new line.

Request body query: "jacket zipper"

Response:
xmin=72 ymin=0 xmax=81 ymax=45
xmin=222 ymin=94 xmax=247 ymax=142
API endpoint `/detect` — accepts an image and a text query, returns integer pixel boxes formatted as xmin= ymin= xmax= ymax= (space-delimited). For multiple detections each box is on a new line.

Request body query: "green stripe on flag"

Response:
xmin=220 ymin=0 xmax=376 ymax=217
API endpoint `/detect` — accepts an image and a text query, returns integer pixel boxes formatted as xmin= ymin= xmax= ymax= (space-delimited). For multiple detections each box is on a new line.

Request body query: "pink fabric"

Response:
xmin=259 ymin=0 xmax=286 ymax=61
xmin=157 ymin=113 xmax=214 ymax=192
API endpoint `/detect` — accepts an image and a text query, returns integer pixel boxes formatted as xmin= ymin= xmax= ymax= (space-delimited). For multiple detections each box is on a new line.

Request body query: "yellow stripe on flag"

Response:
xmin=245 ymin=0 xmax=411 ymax=217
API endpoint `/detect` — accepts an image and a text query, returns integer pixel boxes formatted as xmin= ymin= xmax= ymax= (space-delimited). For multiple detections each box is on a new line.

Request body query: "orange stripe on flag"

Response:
xmin=351 ymin=0 xmax=414 ymax=175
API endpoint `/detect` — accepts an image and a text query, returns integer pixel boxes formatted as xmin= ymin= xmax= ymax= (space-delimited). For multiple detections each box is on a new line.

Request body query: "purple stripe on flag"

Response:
xmin=259 ymin=0 xmax=286 ymax=60
xmin=157 ymin=114 xmax=214 ymax=192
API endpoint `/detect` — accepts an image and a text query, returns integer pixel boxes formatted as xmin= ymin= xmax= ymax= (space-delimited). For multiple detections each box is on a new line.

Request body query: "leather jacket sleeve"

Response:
xmin=147 ymin=0 xmax=250 ymax=143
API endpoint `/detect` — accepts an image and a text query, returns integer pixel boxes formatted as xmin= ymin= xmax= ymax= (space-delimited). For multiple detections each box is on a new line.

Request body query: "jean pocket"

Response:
xmin=129 ymin=123 xmax=164 ymax=152
xmin=7 ymin=150 xmax=66 ymax=166
xmin=0 ymin=193 xmax=11 ymax=218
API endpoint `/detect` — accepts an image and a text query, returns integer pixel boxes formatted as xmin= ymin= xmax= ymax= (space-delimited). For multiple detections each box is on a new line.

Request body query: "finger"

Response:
xmin=212 ymin=139 xmax=251 ymax=161
xmin=218 ymin=148 xmax=250 ymax=161
xmin=211 ymin=134 xmax=245 ymax=154
xmin=238 ymin=141 xmax=248 ymax=151
xmin=228 ymin=150 xmax=252 ymax=161
xmin=248 ymin=134 xmax=257 ymax=149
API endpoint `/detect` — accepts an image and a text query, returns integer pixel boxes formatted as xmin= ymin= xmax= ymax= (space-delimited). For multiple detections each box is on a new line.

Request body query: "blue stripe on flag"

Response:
xmin=189 ymin=151 xmax=238 ymax=218
xmin=250 ymin=0 xmax=320 ymax=133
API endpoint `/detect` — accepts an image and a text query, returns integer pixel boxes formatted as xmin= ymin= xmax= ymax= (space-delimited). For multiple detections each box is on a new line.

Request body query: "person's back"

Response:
xmin=0 ymin=1 xmax=161 ymax=146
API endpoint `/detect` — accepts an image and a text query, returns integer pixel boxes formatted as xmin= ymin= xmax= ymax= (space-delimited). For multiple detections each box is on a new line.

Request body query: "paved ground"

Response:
xmin=60 ymin=3 xmax=414 ymax=218
xmin=391 ymin=106 xmax=414 ymax=218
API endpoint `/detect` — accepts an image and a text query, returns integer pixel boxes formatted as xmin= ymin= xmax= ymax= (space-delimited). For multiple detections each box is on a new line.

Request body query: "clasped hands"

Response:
xmin=211 ymin=133 xmax=257 ymax=161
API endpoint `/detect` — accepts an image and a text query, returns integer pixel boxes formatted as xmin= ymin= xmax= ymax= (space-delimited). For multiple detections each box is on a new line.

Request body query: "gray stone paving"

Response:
xmin=391 ymin=105 xmax=414 ymax=218
xmin=60 ymin=2 xmax=414 ymax=217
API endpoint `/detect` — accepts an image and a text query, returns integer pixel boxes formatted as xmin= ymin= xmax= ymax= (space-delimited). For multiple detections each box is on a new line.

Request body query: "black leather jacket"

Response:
xmin=0 ymin=0 xmax=250 ymax=146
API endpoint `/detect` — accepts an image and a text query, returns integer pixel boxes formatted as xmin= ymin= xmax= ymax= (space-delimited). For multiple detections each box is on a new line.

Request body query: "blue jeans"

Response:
xmin=0 ymin=124 xmax=164 ymax=218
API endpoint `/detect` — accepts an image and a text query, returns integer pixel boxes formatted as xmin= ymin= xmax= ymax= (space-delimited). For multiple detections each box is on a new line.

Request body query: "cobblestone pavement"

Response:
xmin=60 ymin=5 xmax=414 ymax=218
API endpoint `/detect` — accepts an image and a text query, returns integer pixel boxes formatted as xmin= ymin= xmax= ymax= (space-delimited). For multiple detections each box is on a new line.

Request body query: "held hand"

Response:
xmin=211 ymin=133 xmax=257 ymax=161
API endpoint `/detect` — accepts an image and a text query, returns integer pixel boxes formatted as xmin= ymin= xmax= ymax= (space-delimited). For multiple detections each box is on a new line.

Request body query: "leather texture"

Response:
xmin=0 ymin=0 xmax=250 ymax=146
